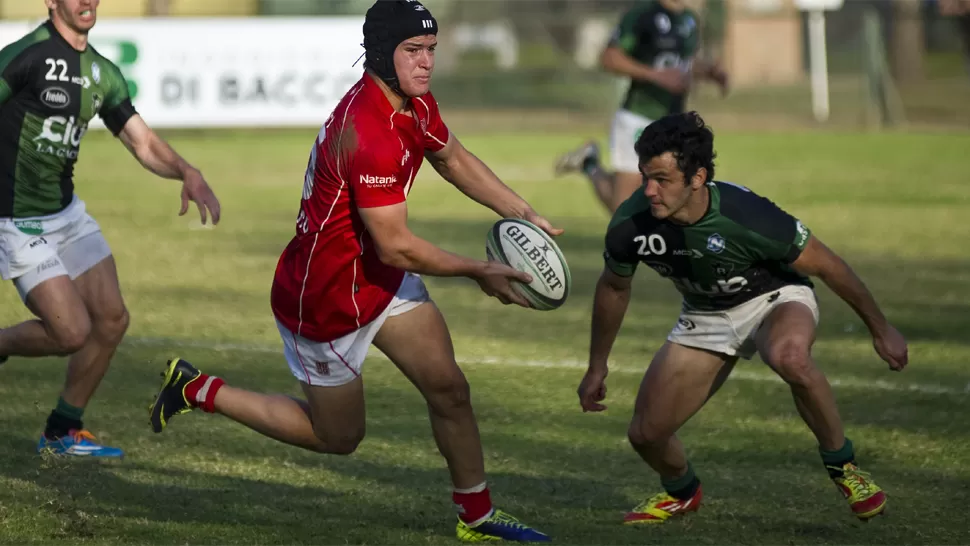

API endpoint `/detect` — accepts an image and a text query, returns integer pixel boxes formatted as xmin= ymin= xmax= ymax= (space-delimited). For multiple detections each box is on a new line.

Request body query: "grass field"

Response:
xmin=0 ymin=120 xmax=969 ymax=545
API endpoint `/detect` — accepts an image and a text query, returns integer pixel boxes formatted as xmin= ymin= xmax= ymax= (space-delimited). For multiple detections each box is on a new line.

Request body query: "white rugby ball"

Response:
xmin=485 ymin=218 xmax=571 ymax=311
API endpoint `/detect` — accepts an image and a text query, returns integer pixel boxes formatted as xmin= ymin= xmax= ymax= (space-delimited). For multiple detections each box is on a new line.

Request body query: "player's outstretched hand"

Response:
xmin=476 ymin=261 xmax=533 ymax=308
xmin=181 ymin=169 xmax=221 ymax=226
xmin=523 ymin=210 xmax=564 ymax=238
xmin=873 ymin=324 xmax=908 ymax=371
xmin=578 ymin=366 xmax=608 ymax=412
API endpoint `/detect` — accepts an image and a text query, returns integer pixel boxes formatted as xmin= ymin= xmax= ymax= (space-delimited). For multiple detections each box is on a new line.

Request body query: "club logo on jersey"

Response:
xmin=33 ymin=115 xmax=87 ymax=159
xmin=711 ymin=260 xmax=734 ymax=277
xmin=672 ymin=276 xmax=749 ymax=296
xmin=706 ymin=233 xmax=726 ymax=254
xmin=360 ymin=174 xmax=397 ymax=187
xmin=646 ymin=261 xmax=673 ymax=277
xmin=40 ymin=86 xmax=71 ymax=109
xmin=679 ymin=16 xmax=696 ymax=37
xmin=91 ymin=62 xmax=101 ymax=84
xmin=655 ymin=13 xmax=671 ymax=34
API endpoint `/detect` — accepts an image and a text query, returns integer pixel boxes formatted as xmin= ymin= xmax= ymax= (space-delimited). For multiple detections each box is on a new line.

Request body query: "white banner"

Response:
xmin=0 ymin=17 xmax=368 ymax=129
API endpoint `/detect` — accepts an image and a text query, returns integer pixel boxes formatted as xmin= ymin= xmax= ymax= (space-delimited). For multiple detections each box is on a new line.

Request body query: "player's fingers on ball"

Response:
xmin=509 ymin=292 xmax=531 ymax=308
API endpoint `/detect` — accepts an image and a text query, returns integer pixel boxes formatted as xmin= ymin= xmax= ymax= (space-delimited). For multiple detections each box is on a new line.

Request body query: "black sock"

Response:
xmin=44 ymin=398 xmax=85 ymax=440
xmin=820 ymin=437 xmax=856 ymax=479
xmin=581 ymin=156 xmax=602 ymax=177
xmin=661 ymin=461 xmax=701 ymax=500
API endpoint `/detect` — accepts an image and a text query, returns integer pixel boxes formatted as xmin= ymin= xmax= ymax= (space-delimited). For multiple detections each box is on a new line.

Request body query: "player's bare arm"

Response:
xmin=791 ymin=235 xmax=908 ymax=370
xmin=358 ymin=201 xmax=533 ymax=307
xmin=601 ymin=46 xmax=689 ymax=95
xmin=426 ymin=133 xmax=563 ymax=237
xmin=118 ymin=115 xmax=221 ymax=225
xmin=579 ymin=266 xmax=634 ymax=413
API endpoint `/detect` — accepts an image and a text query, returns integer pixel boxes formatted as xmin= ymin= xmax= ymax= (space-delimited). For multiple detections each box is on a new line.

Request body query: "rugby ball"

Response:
xmin=485 ymin=218 xmax=571 ymax=311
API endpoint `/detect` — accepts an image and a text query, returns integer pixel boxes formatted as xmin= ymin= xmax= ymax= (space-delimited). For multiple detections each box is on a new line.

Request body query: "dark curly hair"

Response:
xmin=634 ymin=111 xmax=716 ymax=184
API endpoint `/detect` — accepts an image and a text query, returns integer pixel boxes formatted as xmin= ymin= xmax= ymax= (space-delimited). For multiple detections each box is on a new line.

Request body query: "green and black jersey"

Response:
xmin=0 ymin=21 xmax=136 ymax=218
xmin=609 ymin=0 xmax=700 ymax=120
xmin=604 ymin=181 xmax=814 ymax=311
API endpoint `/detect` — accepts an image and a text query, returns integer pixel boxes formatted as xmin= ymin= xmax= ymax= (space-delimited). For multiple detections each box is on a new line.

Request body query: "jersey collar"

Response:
xmin=361 ymin=71 xmax=413 ymax=128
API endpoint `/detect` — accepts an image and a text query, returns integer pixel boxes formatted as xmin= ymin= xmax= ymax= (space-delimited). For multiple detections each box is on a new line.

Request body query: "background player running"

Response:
xmin=555 ymin=0 xmax=728 ymax=213
xmin=578 ymin=111 xmax=908 ymax=524
xmin=151 ymin=0 xmax=553 ymax=542
xmin=0 ymin=0 xmax=219 ymax=458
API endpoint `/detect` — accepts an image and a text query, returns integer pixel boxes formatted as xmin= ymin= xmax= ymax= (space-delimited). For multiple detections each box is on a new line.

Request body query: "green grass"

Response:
xmin=0 ymin=124 xmax=969 ymax=544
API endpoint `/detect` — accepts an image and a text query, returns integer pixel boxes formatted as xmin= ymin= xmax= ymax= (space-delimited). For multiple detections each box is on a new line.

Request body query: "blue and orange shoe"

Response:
xmin=36 ymin=429 xmax=124 ymax=458
xmin=623 ymin=485 xmax=703 ymax=524
xmin=456 ymin=509 xmax=550 ymax=542
xmin=830 ymin=463 xmax=886 ymax=520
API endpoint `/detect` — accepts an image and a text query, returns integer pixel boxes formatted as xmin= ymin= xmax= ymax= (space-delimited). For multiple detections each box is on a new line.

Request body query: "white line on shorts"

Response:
xmin=125 ymin=336 xmax=966 ymax=397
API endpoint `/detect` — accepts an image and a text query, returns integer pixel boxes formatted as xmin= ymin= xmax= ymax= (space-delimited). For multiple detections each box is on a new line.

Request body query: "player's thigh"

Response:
xmin=373 ymin=302 xmax=469 ymax=415
xmin=24 ymin=276 xmax=91 ymax=351
xmin=612 ymin=171 xmax=644 ymax=210
xmin=631 ymin=340 xmax=736 ymax=442
xmin=0 ymin=219 xmax=90 ymax=346
xmin=276 ymin=321 xmax=367 ymax=442
xmin=300 ymin=377 xmax=366 ymax=447
xmin=754 ymin=297 xmax=819 ymax=382
xmin=70 ymin=254 xmax=128 ymax=341
xmin=60 ymin=209 xmax=120 ymax=320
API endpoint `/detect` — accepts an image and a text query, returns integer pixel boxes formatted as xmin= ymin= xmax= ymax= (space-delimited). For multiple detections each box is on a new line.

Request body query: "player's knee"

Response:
xmin=94 ymin=306 xmax=129 ymax=347
xmin=311 ymin=421 xmax=365 ymax=455
xmin=627 ymin=418 xmax=669 ymax=449
xmin=424 ymin=371 xmax=472 ymax=417
xmin=766 ymin=339 xmax=816 ymax=386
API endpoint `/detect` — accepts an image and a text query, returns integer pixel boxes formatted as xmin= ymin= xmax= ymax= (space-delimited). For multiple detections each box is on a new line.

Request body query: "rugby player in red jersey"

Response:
xmin=150 ymin=1 xmax=556 ymax=541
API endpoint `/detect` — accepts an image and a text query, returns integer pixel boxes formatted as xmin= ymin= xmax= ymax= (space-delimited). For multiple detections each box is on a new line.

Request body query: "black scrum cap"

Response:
xmin=363 ymin=0 xmax=438 ymax=96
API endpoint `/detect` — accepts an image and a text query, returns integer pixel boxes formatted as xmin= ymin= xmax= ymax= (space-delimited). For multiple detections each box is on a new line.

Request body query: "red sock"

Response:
xmin=183 ymin=374 xmax=225 ymax=414
xmin=453 ymin=482 xmax=493 ymax=525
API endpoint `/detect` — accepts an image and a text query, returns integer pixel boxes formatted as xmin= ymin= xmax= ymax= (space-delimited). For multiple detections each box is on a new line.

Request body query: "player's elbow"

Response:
xmin=600 ymin=271 xmax=633 ymax=295
xmin=600 ymin=48 xmax=624 ymax=73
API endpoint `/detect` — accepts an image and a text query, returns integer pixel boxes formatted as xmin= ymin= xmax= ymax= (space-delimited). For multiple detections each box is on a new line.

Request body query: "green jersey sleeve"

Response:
xmin=98 ymin=59 xmax=137 ymax=135
xmin=608 ymin=2 xmax=650 ymax=54
xmin=0 ymin=40 xmax=35 ymax=106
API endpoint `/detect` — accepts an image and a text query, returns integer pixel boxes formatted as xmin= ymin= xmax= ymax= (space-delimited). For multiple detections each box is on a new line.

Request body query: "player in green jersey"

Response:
xmin=554 ymin=0 xmax=728 ymax=213
xmin=578 ymin=111 xmax=908 ymax=524
xmin=0 ymin=0 xmax=220 ymax=458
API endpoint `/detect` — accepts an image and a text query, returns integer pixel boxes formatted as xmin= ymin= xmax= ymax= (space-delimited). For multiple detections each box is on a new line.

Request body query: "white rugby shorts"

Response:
xmin=0 ymin=197 xmax=112 ymax=301
xmin=667 ymin=285 xmax=819 ymax=359
xmin=609 ymin=109 xmax=654 ymax=174
xmin=276 ymin=272 xmax=431 ymax=387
